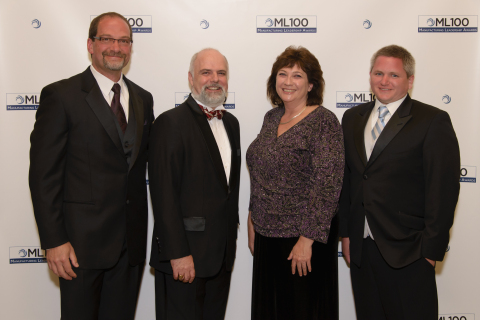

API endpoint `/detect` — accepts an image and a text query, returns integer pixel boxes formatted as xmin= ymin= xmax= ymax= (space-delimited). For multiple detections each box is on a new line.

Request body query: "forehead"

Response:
xmin=194 ymin=50 xmax=227 ymax=71
xmin=97 ymin=16 xmax=130 ymax=36
xmin=278 ymin=64 xmax=305 ymax=73
xmin=372 ymin=56 xmax=406 ymax=73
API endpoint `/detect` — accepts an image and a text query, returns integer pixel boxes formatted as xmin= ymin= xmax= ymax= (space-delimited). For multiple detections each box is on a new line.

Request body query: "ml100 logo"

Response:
xmin=90 ymin=15 xmax=152 ymax=33
xmin=460 ymin=165 xmax=476 ymax=183
xmin=418 ymin=15 xmax=478 ymax=33
xmin=6 ymin=93 xmax=40 ymax=110
xmin=438 ymin=314 xmax=475 ymax=320
xmin=257 ymin=16 xmax=317 ymax=33
xmin=175 ymin=92 xmax=236 ymax=109
xmin=9 ymin=246 xmax=46 ymax=264
xmin=336 ymin=91 xmax=375 ymax=108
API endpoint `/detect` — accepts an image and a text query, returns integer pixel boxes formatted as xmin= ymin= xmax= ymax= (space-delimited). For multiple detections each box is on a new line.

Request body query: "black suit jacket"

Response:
xmin=339 ymin=95 xmax=460 ymax=268
xmin=149 ymin=95 xmax=241 ymax=278
xmin=29 ymin=67 xmax=154 ymax=269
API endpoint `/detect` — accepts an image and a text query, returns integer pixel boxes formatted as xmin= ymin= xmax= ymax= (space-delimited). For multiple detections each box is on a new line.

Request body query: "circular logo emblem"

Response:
xmin=18 ymin=249 xmax=27 ymax=257
xmin=363 ymin=20 xmax=372 ymax=29
xmin=427 ymin=18 xmax=435 ymax=27
xmin=32 ymin=19 xmax=41 ymax=29
xmin=442 ymin=94 xmax=451 ymax=104
xmin=16 ymin=95 xmax=25 ymax=104
xmin=265 ymin=18 xmax=273 ymax=27
xmin=200 ymin=20 xmax=209 ymax=29
xmin=345 ymin=93 xmax=353 ymax=102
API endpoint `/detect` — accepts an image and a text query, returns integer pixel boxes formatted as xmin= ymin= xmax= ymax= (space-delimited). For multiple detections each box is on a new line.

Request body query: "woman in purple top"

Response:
xmin=247 ymin=46 xmax=344 ymax=320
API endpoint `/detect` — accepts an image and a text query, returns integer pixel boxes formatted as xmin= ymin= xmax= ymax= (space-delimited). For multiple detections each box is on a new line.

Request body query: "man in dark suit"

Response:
xmin=339 ymin=45 xmax=460 ymax=319
xmin=148 ymin=48 xmax=241 ymax=320
xmin=29 ymin=12 xmax=154 ymax=320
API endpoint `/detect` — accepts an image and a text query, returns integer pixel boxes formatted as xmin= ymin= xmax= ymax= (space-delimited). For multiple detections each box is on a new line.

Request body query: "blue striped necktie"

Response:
xmin=371 ymin=105 xmax=389 ymax=141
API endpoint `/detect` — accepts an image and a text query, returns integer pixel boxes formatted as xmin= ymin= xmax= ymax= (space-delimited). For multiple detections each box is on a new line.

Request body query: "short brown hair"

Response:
xmin=370 ymin=45 xmax=415 ymax=78
xmin=89 ymin=12 xmax=132 ymax=40
xmin=267 ymin=46 xmax=324 ymax=107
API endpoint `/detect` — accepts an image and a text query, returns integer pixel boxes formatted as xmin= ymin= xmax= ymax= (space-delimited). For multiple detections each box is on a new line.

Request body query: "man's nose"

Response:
xmin=110 ymin=39 xmax=121 ymax=51
xmin=380 ymin=75 xmax=389 ymax=85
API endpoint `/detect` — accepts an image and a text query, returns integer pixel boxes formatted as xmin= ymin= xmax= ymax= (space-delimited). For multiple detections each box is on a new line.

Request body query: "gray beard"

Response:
xmin=103 ymin=57 xmax=124 ymax=71
xmin=192 ymin=86 xmax=227 ymax=108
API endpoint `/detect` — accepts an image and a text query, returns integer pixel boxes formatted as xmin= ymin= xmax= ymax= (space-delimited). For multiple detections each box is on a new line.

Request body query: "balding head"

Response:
xmin=188 ymin=48 xmax=229 ymax=109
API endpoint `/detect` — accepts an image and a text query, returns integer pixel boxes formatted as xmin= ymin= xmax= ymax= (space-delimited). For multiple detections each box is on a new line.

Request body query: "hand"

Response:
xmin=287 ymin=236 xmax=314 ymax=276
xmin=341 ymin=237 xmax=350 ymax=264
xmin=171 ymin=255 xmax=195 ymax=283
xmin=46 ymin=242 xmax=79 ymax=280
xmin=247 ymin=211 xmax=255 ymax=255
xmin=425 ymin=258 xmax=436 ymax=267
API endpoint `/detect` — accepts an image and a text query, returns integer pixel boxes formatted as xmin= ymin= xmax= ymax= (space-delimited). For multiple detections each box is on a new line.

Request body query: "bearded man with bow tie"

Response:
xmin=148 ymin=48 xmax=241 ymax=320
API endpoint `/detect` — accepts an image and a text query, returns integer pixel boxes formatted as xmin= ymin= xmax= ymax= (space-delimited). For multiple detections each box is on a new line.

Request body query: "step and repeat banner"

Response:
xmin=1 ymin=0 xmax=479 ymax=319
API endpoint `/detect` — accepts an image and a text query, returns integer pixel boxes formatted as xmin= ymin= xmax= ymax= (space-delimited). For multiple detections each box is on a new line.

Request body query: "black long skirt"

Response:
xmin=251 ymin=214 xmax=339 ymax=320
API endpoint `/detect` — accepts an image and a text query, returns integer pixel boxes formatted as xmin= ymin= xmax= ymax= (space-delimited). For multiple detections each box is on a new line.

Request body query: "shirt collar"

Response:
xmin=373 ymin=94 xmax=407 ymax=115
xmin=90 ymin=65 xmax=126 ymax=97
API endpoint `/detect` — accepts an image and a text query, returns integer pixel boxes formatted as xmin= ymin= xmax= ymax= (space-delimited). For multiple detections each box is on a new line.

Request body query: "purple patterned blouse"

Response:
xmin=246 ymin=106 xmax=345 ymax=243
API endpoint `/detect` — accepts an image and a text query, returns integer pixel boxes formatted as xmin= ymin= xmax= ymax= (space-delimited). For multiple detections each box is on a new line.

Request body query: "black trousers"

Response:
xmin=155 ymin=262 xmax=232 ymax=320
xmin=59 ymin=243 xmax=144 ymax=320
xmin=351 ymin=237 xmax=438 ymax=320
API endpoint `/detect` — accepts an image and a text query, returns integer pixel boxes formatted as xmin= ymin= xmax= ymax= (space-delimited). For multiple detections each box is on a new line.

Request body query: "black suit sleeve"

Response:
xmin=338 ymin=111 xmax=352 ymax=238
xmin=29 ymin=84 xmax=70 ymax=249
xmin=149 ymin=112 xmax=191 ymax=261
xmin=422 ymin=111 xmax=460 ymax=261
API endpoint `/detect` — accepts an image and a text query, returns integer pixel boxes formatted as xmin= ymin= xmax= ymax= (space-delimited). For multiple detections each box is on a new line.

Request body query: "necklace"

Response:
xmin=280 ymin=106 xmax=307 ymax=124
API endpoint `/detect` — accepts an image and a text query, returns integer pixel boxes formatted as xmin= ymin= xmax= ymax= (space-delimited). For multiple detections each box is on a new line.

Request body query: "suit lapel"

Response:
xmin=222 ymin=113 xmax=239 ymax=193
xmin=354 ymin=102 xmax=374 ymax=167
xmin=186 ymin=95 xmax=229 ymax=193
xmin=81 ymin=68 xmax=124 ymax=156
xmin=366 ymin=95 xmax=413 ymax=169
xmin=124 ymin=77 xmax=144 ymax=172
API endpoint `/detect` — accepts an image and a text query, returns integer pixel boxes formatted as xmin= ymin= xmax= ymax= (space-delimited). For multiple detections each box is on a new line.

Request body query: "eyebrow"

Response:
xmin=97 ymin=34 xmax=131 ymax=39
xmin=278 ymin=69 xmax=303 ymax=74
xmin=199 ymin=69 xmax=227 ymax=73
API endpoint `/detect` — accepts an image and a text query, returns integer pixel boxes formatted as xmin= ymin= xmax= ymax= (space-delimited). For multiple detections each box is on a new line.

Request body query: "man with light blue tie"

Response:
xmin=339 ymin=45 xmax=460 ymax=320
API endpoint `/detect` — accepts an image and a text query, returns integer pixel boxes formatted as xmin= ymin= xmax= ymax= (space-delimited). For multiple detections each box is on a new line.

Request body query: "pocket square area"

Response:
xmin=183 ymin=217 xmax=206 ymax=231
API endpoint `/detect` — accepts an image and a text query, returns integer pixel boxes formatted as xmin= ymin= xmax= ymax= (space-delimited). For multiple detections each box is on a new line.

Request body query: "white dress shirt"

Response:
xmin=194 ymin=98 xmax=232 ymax=184
xmin=363 ymin=94 xmax=407 ymax=239
xmin=90 ymin=65 xmax=130 ymax=121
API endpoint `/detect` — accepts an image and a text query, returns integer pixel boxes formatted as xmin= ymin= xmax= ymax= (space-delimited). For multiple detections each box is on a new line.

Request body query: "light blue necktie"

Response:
xmin=371 ymin=106 xmax=389 ymax=141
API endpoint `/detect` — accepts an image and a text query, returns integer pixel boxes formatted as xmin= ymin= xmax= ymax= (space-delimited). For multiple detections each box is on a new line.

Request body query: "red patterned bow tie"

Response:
xmin=198 ymin=104 xmax=225 ymax=120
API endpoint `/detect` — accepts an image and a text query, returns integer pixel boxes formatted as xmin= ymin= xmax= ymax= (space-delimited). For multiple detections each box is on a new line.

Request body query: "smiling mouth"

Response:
xmin=105 ymin=55 xmax=124 ymax=59
xmin=102 ymin=51 xmax=125 ymax=59
xmin=282 ymin=89 xmax=295 ymax=93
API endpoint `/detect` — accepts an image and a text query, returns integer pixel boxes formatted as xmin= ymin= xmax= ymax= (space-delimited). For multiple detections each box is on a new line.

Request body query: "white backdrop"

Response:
xmin=1 ymin=0 xmax=479 ymax=319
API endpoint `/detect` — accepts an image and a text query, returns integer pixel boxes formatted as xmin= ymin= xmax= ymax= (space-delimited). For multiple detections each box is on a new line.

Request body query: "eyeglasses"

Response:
xmin=93 ymin=37 xmax=133 ymax=46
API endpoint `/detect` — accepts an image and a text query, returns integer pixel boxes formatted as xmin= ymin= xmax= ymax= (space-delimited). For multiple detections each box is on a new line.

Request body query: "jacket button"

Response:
xmin=363 ymin=174 xmax=368 ymax=180
xmin=126 ymin=200 xmax=130 ymax=204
